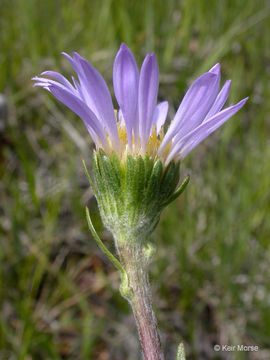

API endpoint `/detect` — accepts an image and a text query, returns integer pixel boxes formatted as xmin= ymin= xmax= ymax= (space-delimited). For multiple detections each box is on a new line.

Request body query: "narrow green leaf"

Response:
xmin=85 ymin=207 xmax=132 ymax=301
xmin=82 ymin=159 xmax=96 ymax=194
xmin=85 ymin=207 xmax=125 ymax=274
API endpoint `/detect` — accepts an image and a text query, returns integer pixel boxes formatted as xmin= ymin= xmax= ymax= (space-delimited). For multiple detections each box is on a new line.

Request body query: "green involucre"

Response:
xmin=87 ymin=150 xmax=188 ymax=243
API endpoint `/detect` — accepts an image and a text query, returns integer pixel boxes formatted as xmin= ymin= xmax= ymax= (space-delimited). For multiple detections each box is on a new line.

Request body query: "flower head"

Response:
xmin=33 ymin=43 xmax=247 ymax=166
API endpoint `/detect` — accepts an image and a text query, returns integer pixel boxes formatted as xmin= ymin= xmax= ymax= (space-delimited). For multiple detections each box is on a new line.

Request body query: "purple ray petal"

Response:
xmin=158 ymin=72 xmax=218 ymax=155
xmin=204 ymin=80 xmax=231 ymax=121
xmin=48 ymin=83 xmax=110 ymax=150
xmin=170 ymin=65 xmax=222 ymax=144
xmin=152 ymin=101 xmax=168 ymax=135
xmin=61 ymin=52 xmax=89 ymax=98
xmin=71 ymin=76 xmax=85 ymax=100
xmin=41 ymin=71 xmax=76 ymax=92
xmin=138 ymin=53 xmax=159 ymax=151
xmin=62 ymin=52 xmax=79 ymax=69
xmin=32 ymin=76 xmax=77 ymax=95
xmin=62 ymin=52 xmax=101 ymax=116
xmin=166 ymin=97 xmax=248 ymax=164
xmin=32 ymin=76 xmax=61 ymax=86
xmin=33 ymin=83 xmax=50 ymax=90
xmin=209 ymin=63 xmax=221 ymax=86
xmin=71 ymin=52 xmax=119 ymax=150
xmin=62 ymin=52 xmax=119 ymax=149
xmin=113 ymin=43 xmax=139 ymax=146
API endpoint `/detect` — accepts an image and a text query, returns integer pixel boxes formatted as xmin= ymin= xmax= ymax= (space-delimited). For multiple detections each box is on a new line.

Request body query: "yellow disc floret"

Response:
xmin=106 ymin=112 xmax=172 ymax=163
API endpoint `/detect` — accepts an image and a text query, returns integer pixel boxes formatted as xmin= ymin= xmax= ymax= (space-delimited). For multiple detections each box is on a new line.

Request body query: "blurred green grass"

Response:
xmin=1 ymin=0 xmax=270 ymax=359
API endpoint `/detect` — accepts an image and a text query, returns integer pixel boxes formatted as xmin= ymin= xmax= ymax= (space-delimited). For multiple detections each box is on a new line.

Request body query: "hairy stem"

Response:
xmin=117 ymin=239 xmax=164 ymax=360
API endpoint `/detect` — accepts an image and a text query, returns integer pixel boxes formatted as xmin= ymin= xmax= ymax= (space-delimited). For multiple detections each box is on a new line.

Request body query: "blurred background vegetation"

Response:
xmin=0 ymin=0 xmax=270 ymax=359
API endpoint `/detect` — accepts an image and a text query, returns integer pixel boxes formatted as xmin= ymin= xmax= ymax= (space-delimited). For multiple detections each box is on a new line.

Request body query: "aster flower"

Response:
xmin=33 ymin=43 xmax=247 ymax=166
xmin=33 ymin=44 xmax=248 ymax=360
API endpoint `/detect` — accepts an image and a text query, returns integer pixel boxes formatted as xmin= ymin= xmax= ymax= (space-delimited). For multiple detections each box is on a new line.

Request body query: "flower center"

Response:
xmin=105 ymin=112 xmax=172 ymax=163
